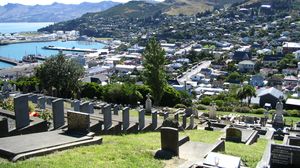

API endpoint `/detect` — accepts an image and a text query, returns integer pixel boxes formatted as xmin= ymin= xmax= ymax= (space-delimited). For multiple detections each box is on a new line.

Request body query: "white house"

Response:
xmin=293 ymin=50 xmax=300 ymax=60
xmin=238 ymin=60 xmax=255 ymax=72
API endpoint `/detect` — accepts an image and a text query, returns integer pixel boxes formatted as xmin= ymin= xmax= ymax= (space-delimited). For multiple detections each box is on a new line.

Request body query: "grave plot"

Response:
xmin=225 ymin=127 xmax=259 ymax=145
xmin=0 ymin=110 xmax=102 ymax=162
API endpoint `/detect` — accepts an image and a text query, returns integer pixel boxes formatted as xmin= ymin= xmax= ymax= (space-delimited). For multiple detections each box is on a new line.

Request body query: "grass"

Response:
xmin=224 ymin=139 xmax=268 ymax=168
xmin=0 ymin=129 xmax=266 ymax=168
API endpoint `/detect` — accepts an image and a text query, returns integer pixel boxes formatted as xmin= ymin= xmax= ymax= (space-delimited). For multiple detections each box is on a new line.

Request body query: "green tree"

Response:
xmin=237 ymin=85 xmax=256 ymax=106
xmin=35 ymin=54 xmax=84 ymax=98
xmin=143 ymin=38 xmax=167 ymax=106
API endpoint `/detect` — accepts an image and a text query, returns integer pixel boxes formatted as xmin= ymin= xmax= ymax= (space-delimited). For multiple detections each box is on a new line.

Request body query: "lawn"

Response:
xmin=0 ymin=130 xmax=265 ymax=168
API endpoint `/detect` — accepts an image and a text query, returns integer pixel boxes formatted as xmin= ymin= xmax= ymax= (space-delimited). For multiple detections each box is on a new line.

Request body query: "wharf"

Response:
xmin=42 ymin=46 xmax=98 ymax=53
xmin=0 ymin=56 xmax=21 ymax=66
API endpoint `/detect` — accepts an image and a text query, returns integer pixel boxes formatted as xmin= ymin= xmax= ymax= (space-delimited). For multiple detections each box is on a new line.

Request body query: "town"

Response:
xmin=0 ymin=1 xmax=300 ymax=168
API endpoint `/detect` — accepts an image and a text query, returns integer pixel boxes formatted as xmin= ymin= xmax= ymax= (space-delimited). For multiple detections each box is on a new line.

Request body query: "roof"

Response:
xmin=257 ymin=87 xmax=283 ymax=99
xmin=283 ymin=42 xmax=300 ymax=48
xmin=239 ymin=60 xmax=255 ymax=65
xmin=286 ymin=99 xmax=300 ymax=106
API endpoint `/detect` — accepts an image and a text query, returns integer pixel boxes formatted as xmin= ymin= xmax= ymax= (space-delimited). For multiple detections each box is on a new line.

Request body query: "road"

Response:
xmin=177 ymin=60 xmax=211 ymax=85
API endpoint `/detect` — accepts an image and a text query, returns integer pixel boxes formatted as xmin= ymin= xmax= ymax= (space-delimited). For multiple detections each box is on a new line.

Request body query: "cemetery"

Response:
xmin=0 ymin=89 xmax=300 ymax=167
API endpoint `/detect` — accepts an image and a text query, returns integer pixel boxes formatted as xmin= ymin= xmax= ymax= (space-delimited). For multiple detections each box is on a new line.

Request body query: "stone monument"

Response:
xmin=209 ymin=102 xmax=217 ymax=119
xmin=272 ymin=97 xmax=284 ymax=130
xmin=145 ymin=93 xmax=152 ymax=113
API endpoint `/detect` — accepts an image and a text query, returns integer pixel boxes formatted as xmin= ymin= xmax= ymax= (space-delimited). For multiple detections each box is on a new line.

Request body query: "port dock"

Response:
xmin=42 ymin=46 xmax=98 ymax=53
xmin=0 ymin=56 xmax=21 ymax=66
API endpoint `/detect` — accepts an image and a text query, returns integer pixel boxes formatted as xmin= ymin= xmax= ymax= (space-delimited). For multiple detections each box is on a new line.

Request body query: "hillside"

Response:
xmin=0 ymin=1 xmax=119 ymax=22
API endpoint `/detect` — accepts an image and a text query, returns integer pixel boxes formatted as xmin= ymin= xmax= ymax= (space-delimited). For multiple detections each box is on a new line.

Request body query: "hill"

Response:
xmin=0 ymin=1 xmax=120 ymax=22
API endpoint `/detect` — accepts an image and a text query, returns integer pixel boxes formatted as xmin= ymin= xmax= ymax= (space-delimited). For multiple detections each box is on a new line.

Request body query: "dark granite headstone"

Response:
xmin=226 ymin=127 xmax=242 ymax=143
xmin=289 ymin=137 xmax=300 ymax=147
xmin=161 ymin=127 xmax=179 ymax=156
xmin=14 ymin=94 xmax=30 ymax=129
xmin=67 ymin=111 xmax=90 ymax=133
xmin=270 ymin=144 xmax=300 ymax=168
xmin=245 ymin=116 xmax=255 ymax=124
xmin=0 ymin=118 xmax=9 ymax=137
xmin=52 ymin=98 xmax=65 ymax=129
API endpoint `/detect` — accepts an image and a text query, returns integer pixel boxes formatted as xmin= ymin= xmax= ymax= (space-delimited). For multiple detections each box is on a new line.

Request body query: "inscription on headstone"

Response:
xmin=226 ymin=127 xmax=242 ymax=143
xmin=270 ymin=144 xmax=300 ymax=168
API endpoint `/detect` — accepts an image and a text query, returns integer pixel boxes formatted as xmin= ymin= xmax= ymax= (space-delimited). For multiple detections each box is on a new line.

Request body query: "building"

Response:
xmin=238 ymin=60 xmax=255 ymax=72
xmin=283 ymin=42 xmax=300 ymax=54
xmin=257 ymin=87 xmax=284 ymax=108
xmin=250 ymin=75 xmax=264 ymax=87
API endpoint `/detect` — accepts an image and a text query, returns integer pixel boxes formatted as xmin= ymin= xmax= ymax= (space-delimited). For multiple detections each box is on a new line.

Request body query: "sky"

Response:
xmin=0 ymin=0 xmax=135 ymax=6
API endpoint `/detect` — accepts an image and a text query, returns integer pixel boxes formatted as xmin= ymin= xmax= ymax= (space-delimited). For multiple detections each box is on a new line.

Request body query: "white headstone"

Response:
xmin=209 ymin=102 xmax=217 ymax=119
xmin=145 ymin=93 xmax=152 ymax=113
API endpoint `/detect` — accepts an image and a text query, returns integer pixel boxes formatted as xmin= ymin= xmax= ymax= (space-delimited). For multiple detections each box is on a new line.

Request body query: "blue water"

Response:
xmin=0 ymin=22 xmax=54 ymax=34
xmin=0 ymin=41 xmax=105 ymax=68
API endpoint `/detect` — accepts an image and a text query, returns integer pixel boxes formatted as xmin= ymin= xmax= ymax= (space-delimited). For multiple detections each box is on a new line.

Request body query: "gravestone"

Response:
xmin=138 ymin=109 xmax=145 ymax=130
xmin=160 ymin=127 xmax=179 ymax=156
xmin=122 ymin=107 xmax=130 ymax=131
xmin=0 ymin=118 xmax=9 ymax=137
xmin=145 ymin=93 xmax=152 ymax=113
xmin=209 ymin=102 xmax=217 ymax=119
xmin=182 ymin=114 xmax=187 ymax=129
xmin=73 ymin=100 xmax=80 ymax=111
xmin=226 ymin=127 xmax=242 ymax=143
xmin=46 ymin=97 xmax=53 ymax=105
xmin=273 ymin=98 xmax=284 ymax=130
xmin=163 ymin=112 xmax=169 ymax=120
xmin=288 ymin=136 xmax=300 ymax=146
xmin=52 ymin=98 xmax=65 ymax=129
xmin=152 ymin=111 xmax=158 ymax=130
xmin=270 ymin=144 xmax=300 ymax=168
xmin=113 ymin=104 xmax=119 ymax=115
xmin=30 ymin=94 xmax=38 ymax=103
xmin=80 ymin=102 xmax=93 ymax=114
xmin=185 ymin=108 xmax=193 ymax=117
xmin=14 ymin=94 xmax=30 ymax=129
xmin=205 ymin=121 xmax=214 ymax=131
xmin=245 ymin=116 xmax=255 ymax=124
xmin=189 ymin=114 xmax=194 ymax=129
xmin=174 ymin=113 xmax=179 ymax=121
xmin=67 ymin=110 xmax=90 ymax=133
xmin=37 ymin=97 xmax=46 ymax=109
xmin=103 ymin=104 xmax=112 ymax=130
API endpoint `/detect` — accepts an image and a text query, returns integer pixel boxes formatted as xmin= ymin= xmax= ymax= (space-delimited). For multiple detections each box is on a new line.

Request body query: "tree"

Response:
xmin=237 ymin=85 xmax=256 ymax=106
xmin=143 ymin=38 xmax=167 ymax=106
xmin=35 ymin=54 xmax=84 ymax=98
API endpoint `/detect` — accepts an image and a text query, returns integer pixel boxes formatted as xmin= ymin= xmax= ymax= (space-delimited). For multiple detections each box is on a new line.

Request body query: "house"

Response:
xmin=232 ymin=49 xmax=252 ymax=61
xmin=200 ymin=68 xmax=213 ymax=76
xmin=190 ymin=73 xmax=205 ymax=81
xmin=283 ymin=76 xmax=298 ymax=87
xmin=250 ymin=75 xmax=264 ymax=87
xmin=257 ymin=87 xmax=284 ymax=108
xmin=285 ymin=98 xmax=300 ymax=110
xmin=238 ymin=60 xmax=255 ymax=72
xmin=282 ymin=68 xmax=298 ymax=75
xmin=262 ymin=54 xmax=283 ymax=66
xmin=259 ymin=68 xmax=278 ymax=77
xmin=293 ymin=50 xmax=300 ymax=60
xmin=283 ymin=42 xmax=300 ymax=54
xmin=267 ymin=76 xmax=283 ymax=87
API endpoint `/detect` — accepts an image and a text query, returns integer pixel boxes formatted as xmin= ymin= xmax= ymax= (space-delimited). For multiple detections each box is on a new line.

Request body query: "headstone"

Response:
xmin=152 ymin=111 xmax=158 ymax=130
xmin=209 ymin=102 xmax=217 ymax=119
xmin=182 ymin=114 xmax=187 ymax=129
xmin=122 ymin=107 xmax=130 ymax=131
xmin=163 ymin=112 xmax=169 ymax=120
xmin=37 ymin=97 xmax=46 ymax=109
xmin=0 ymin=118 xmax=9 ymax=137
xmin=270 ymin=144 xmax=300 ymax=168
xmin=226 ymin=127 xmax=242 ymax=143
xmin=145 ymin=93 xmax=152 ymax=113
xmin=273 ymin=98 xmax=284 ymax=130
xmin=113 ymin=104 xmax=119 ymax=115
xmin=174 ymin=113 xmax=179 ymax=121
xmin=73 ymin=100 xmax=80 ymax=111
xmin=31 ymin=94 xmax=38 ymax=103
xmin=245 ymin=116 xmax=255 ymax=124
xmin=288 ymin=136 xmax=300 ymax=146
xmin=52 ymin=98 xmax=65 ymax=129
xmin=46 ymin=97 xmax=53 ymax=105
xmin=14 ymin=94 xmax=30 ymax=129
xmin=138 ymin=109 xmax=145 ymax=130
xmin=185 ymin=108 xmax=193 ymax=117
xmin=80 ymin=102 xmax=93 ymax=114
xmin=103 ymin=104 xmax=112 ymax=130
xmin=13 ymin=84 xmax=17 ymax=92
xmin=160 ymin=127 xmax=179 ymax=156
xmin=205 ymin=121 xmax=214 ymax=131
xmin=189 ymin=114 xmax=194 ymax=129
xmin=67 ymin=110 xmax=90 ymax=133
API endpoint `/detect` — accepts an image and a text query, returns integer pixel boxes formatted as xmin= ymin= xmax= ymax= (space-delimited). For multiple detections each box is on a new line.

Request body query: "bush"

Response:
xmin=200 ymin=96 xmax=212 ymax=105
xmin=0 ymin=98 xmax=14 ymax=111
xmin=174 ymin=104 xmax=187 ymax=109
xmin=28 ymin=102 xmax=36 ymax=112
xmin=80 ymin=82 xmax=103 ymax=99
xmin=197 ymin=104 xmax=206 ymax=110
xmin=252 ymin=108 xmax=265 ymax=114
xmin=162 ymin=117 xmax=179 ymax=128
xmin=251 ymin=104 xmax=261 ymax=109
xmin=216 ymin=106 xmax=234 ymax=112
xmin=215 ymin=100 xmax=224 ymax=107
xmin=160 ymin=86 xmax=181 ymax=107
xmin=235 ymin=106 xmax=251 ymax=113
xmin=286 ymin=110 xmax=300 ymax=117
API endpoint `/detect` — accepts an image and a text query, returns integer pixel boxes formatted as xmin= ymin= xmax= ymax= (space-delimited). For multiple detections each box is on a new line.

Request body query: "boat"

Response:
xmin=22 ymin=54 xmax=38 ymax=63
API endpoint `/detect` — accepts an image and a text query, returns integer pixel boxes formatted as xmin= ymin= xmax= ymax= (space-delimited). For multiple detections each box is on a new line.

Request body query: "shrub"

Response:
xmin=251 ymin=104 xmax=261 ymax=109
xmin=217 ymin=106 xmax=234 ymax=112
xmin=215 ymin=100 xmax=224 ymax=107
xmin=160 ymin=86 xmax=181 ymax=107
xmin=197 ymin=104 xmax=206 ymax=110
xmin=286 ymin=110 xmax=300 ymax=117
xmin=162 ymin=117 xmax=179 ymax=128
xmin=28 ymin=102 xmax=36 ymax=112
xmin=200 ymin=96 xmax=212 ymax=105
xmin=174 ymin=104 xmax=187 ymax=109
xmin=252 ymin=108 xmax=265 ymax=114
xmin=235 ymin=106 xmax=251 ymax=113
xmin=0 ymin=98 xmax=14 ymax=111
xmin=80 ymin=82 xmax=103 ymax=99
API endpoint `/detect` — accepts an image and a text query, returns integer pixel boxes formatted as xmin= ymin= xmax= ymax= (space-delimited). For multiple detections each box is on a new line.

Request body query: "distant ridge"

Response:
xmin=0 ymin=1 xmax=120 ymax=22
